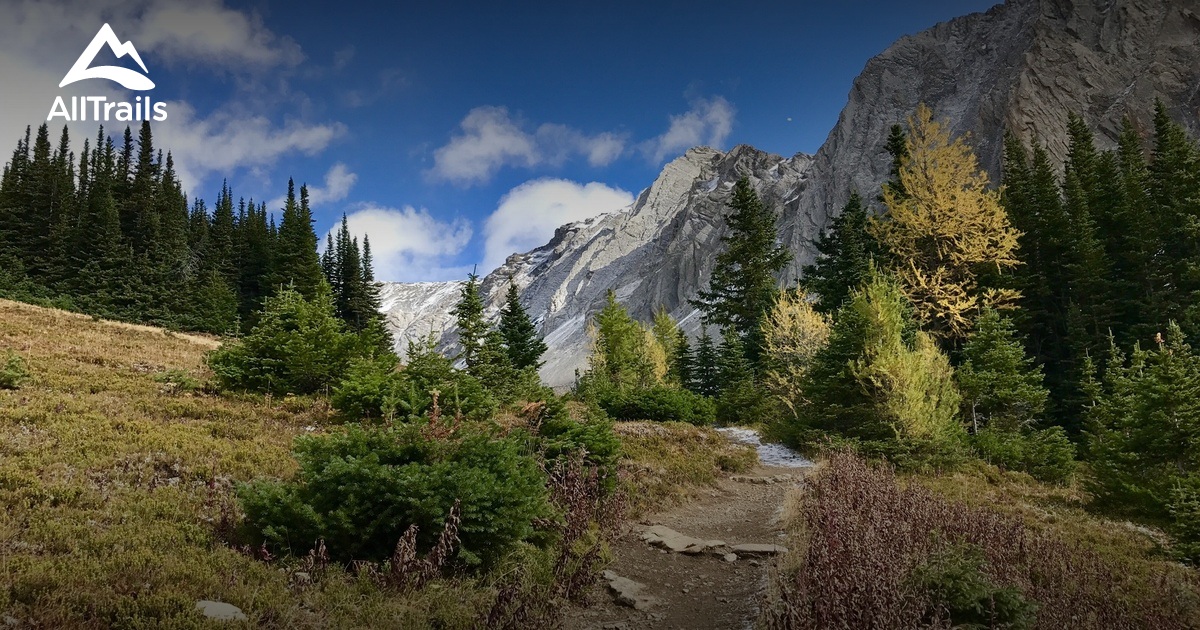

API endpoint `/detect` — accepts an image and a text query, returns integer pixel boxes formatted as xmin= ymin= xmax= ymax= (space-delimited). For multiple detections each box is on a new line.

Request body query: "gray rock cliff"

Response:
xmin=383 ymin=0 xmax=1200 ymax=388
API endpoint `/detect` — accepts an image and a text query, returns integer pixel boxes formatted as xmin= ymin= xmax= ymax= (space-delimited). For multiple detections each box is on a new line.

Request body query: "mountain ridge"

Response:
xmin=382 ymin=0 xmax=1200 ymax=388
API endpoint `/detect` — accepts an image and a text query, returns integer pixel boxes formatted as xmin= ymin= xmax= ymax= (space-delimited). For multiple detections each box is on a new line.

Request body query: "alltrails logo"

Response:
xmin=47 ymin=24 xmax=168 ymax=122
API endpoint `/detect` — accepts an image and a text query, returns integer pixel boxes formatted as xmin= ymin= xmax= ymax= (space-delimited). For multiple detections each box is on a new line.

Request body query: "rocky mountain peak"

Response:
xmin=382 ymin=0 xmax=1200 ymax=389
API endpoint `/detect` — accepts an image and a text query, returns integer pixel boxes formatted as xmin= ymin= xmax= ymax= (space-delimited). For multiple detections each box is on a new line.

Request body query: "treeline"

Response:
xmin=576 ymin=102 xmax=1200 ymax=565
xmin=0 ymin=121 xmax=381 ymax=335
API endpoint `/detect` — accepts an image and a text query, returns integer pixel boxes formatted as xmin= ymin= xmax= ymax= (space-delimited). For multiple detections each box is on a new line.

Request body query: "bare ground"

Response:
xmin=563 ymin=465 xmax=801 ymax=630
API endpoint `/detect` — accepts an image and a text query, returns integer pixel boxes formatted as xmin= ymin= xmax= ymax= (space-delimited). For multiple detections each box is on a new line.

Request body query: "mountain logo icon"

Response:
xmin=59 ymin=23 xmax=155 ymax=91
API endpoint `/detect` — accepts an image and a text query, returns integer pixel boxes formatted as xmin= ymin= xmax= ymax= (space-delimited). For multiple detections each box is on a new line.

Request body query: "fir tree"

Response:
xmin=273 ymin=180 xmax=322 ymax=298
xmin=691 ymin=177 xmax=792 ymax=367
xmin=497 ymin=280 xmax=546 ymax=370
xmin=691 ymin=331 xmax=720 ymax=397
xmin=673 ymin=329 xmax=694 ymax=390
xmin=802 ymin=192 xmax=881 ymax=314
xmin=956 ymin=309 xmax=1048 ymax=433
xmin=451 ymin=272 xmax=489 ymax=370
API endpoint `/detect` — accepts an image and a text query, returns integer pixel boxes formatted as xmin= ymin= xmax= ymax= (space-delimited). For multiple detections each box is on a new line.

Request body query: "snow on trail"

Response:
xmin=716 ymin=427 xmax=814 ymax=468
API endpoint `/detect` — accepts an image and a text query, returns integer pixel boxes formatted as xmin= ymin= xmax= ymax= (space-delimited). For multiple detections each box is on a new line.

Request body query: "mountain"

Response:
xmin=382 ymin=0 xmax=1200 ymax=389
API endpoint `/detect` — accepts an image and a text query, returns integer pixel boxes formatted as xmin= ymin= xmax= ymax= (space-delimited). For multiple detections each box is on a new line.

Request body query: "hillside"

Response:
xmin=0 ymin=299 xmax=486 ymax=627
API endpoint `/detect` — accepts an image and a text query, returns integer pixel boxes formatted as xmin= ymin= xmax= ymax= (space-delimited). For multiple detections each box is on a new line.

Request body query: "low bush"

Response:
xmin=594 ymin=385 xmax=716 ymax=425
xmin=534 ymin=397 xmax=621 ymax=478
xmin=763 ymin=452 xmax=1200 ymax=629
xmin=238 ymin=421 xmax=551 ymax=568
xmin=331 ymin=346 xmax=496 ymax=423
xmin=208 ymin=284 xmax=388 ymax=395
xmin=910 ymin=544 xmax=1038 ymax=628
xmin=1 ymin=350 xmax=29 ymax=389
xmin=972 ymin=426 xmax=1075 ymax=484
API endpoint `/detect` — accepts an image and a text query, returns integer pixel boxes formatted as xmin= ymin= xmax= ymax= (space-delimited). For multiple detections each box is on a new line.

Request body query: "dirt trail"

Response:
xmin=564 ymin=465 xmax=801 ymax=630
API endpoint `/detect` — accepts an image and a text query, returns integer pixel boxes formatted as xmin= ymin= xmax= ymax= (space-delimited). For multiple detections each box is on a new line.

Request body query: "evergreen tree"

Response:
xmin=691 ymin=177 xmax=792 ymax=367
xmin=497 ymin=280 xmax=546 ymax=370
xmin=802 ymin=192 xmax=881 ymax=314
xmin=883 ymin=123 xmax=910 ymax=201
xmin=691 ymin=331 xmax=720 ymax=397
xmin=956 ymin=309 xmax=1048 ymax=433
xmin=273 ymin=180 xmax=322 ymax=298
xmin=1086 ymin=323 xmax=1200 ymax=525
xmin=451 ymin=272 xmax=489 ymax=370
xmin=673 ymin=329 xmax=694 ymax=390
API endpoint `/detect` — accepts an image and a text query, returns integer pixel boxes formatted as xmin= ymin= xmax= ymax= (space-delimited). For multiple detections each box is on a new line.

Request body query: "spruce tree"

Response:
xmin=802 ymin=192 xmax=881 ymax=314
xmin=273 ymin=180 xmax=322 ymax=299
xmin=691 ymin=177 xmax=792 ymax=367
xmin=451 ymin=272 xmax=489 ymax=370
xmin=956 ymin=309 xmax=1048 ymax=432
xmin=673 ymin=329 xmax=694 ymax=390
xmin=497 ymin=280 xmax=546 ymax=370
xmin=691 ymin=331 xmax=720 ymax=397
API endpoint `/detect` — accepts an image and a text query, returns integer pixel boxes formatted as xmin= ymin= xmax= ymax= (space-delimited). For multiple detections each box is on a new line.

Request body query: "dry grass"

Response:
xmin=764 ymin=453 xmax=1200 ymax=629
xmin=0 ymin=299 xmax=495 ymax=628
xmin=614 ymin=421 xmax=757 ymax=515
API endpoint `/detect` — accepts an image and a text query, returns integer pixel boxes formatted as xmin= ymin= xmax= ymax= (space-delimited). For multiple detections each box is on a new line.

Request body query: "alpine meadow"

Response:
xmin=3 ymin=0 xmax=1200 ymax=628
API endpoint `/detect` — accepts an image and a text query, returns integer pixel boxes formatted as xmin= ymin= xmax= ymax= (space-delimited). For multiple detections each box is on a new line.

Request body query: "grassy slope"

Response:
xmin=0 ymin=299 xmax=490 ymax=628
xmin=0 ymin=299 xmax=756 ymax=628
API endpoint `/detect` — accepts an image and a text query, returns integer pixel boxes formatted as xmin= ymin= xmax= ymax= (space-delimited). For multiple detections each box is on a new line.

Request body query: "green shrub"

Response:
xmin=594 ymin=385 xmax=716 ymax=425
xmin=331 ymin=342 xmax=496 ymax=422
xmin=972 ymin=426 xmax=1075 ymax=484
xmin=208 ymin=284 xmax=389 ymax=395
xmin=0 ymin=350 xmax=29 ymax=390
xmin=536 ymin=397 xmax=621 ymax=478
xmin=152 ymin=369 xmax=201 ymax=392
xmin=238 ymin=422 xmax=551 ymax=567
xmin=910 ymin=544 xmax=1038 ymax=629
xmin=1169 ymin=475 xmax=1200 ymax=564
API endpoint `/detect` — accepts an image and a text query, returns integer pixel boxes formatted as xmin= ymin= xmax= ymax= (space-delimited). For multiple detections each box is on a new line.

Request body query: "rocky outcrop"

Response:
xmin=382 ymin=0 xmax=1200 ymax=388
xmin=786 ymin=0 xmax=1200 ymax=279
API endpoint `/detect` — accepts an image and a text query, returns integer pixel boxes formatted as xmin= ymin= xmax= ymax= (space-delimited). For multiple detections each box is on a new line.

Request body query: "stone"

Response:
xmin=195 ymin=600 xmax=247 ymax=622
xmin=641 ymin=525 xmax=725 ymax=554
xmin=730 ymin=543 xmax=788 ymax=556
xmin=602 ymin=571 xmax=658 ymax=611
xmin=723 ymin=553 xmax=738 ymax=563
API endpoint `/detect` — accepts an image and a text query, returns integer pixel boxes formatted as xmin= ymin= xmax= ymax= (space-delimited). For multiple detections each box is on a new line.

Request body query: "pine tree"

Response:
xmin=956 ymin=309 xmax=1048 ymax=432
xmin=673 ymin=329 xmax=694 ymax=390
xmin=451 ymin=272 xmax=489 ymax=370
xmin=691 ymin=177 xmax=792 ymax=367
xmin=873 ymin=104 xmax=1021 ymax=341
xmin=802 ymin=192 xmax=881 ymax=313
xmin=691 ymin=331 xmax=720 ymax=397
xmin=497 ymin=280 xmax=546 ymax=370
xmin=883 ymin=123 xmax=910 ymax=201
xmin=273 ymin=180 xmax=322 ymax=298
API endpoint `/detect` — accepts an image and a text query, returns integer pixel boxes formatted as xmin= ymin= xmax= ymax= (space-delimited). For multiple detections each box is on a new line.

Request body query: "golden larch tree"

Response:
xmin=870 ymin=104 xmax=1021 ymax=340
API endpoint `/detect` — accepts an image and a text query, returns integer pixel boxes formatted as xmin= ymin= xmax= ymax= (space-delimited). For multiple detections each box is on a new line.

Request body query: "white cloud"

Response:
xmin=154 ymin=104 xmax=346 ymax=192
xmin=0 ymin=0 xmax=338 ymax=195
xmin=482 ymin=178 xmax=634 ymax=273
xmin=267 ymin=162 xmax=357 ymax=211
xmin=428 ymin=107 xmax=628 ymax=185
xmin=642 ymin=96 xmax=736 ymax=163
xmin=332 ymin=204 xmax=474 ymax=282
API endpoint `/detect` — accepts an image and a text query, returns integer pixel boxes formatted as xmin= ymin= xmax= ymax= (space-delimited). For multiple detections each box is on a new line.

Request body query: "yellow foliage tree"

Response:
xmin=871 ymin=104 xmax=1021 ymax=340
xmin=762 ymin=291 xmax=831 ymax=419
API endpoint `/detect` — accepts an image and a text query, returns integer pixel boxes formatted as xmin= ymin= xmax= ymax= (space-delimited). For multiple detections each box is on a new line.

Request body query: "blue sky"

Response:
xmin=0 ymin=0 xmax=998 ymax=281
